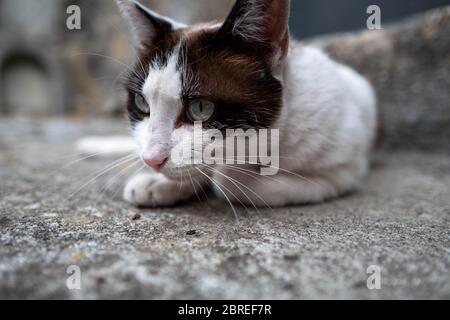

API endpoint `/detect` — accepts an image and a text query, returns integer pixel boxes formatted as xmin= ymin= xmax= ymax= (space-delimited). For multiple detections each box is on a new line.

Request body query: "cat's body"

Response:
xmin=210 ymin=44 xmax=376 ymax=207
xmin=114 ymin=0 xmax=377 ymax=208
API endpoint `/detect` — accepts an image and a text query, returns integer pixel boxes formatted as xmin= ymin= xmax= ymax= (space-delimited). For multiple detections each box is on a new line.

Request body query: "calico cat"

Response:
xmin=115 ymin=0 xmax=377 ymax=208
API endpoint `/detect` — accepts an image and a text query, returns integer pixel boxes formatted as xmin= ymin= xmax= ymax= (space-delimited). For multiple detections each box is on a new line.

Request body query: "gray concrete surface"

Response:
xmin=0 ymin=118 xmax=449 ymax=299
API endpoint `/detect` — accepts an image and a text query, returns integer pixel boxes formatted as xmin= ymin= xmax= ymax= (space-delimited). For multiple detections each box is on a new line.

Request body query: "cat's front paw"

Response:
xmin=124 ymin=173 xmax=185 ymax=208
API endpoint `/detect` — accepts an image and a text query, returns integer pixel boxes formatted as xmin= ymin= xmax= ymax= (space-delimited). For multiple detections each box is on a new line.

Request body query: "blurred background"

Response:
xmin=0 ymin=0 xmax=449 ymax=119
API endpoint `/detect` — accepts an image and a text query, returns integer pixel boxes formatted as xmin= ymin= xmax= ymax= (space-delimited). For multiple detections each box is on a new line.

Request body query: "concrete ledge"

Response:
xmin=311 ymin=6 xmax=450 ymax=152
xmin=0 ymin=119 xmax=448 ymax=299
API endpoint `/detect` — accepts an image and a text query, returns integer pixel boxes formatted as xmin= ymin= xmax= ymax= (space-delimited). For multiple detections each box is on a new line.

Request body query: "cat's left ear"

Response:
xmin=116 ymin=0 xmax=186 ymax=50
xmin=220 ymin=0 xmax=290 ymax=69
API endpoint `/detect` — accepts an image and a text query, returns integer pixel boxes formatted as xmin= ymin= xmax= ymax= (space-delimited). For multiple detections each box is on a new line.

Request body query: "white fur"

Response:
xmin=123 ymin=172 xmax=199 ymax=207
xmin=135 ymin=47 xmax=184 ymax=163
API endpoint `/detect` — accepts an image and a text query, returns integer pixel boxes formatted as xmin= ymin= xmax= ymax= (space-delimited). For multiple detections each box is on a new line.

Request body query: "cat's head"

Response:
xmin=117 ymin=0 xmax=290 ymax=178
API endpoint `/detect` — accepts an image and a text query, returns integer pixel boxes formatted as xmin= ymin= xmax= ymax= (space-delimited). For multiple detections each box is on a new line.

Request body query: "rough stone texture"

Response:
xmin=0 ymin=118 xmax=449 ymax=299
xmin=312 ymin=6 xmax=450 ymax=152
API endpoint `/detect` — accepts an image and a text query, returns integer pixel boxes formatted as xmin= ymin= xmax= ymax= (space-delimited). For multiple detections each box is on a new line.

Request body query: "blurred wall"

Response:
xmin=291 ymin=0 xmax=450 ymax=39
xmin=0 ymin=0 xmax=234 ymax=118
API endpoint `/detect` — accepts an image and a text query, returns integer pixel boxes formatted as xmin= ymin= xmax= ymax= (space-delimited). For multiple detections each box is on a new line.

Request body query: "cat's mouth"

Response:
xmin=161 ymin=165 xmax=203 ymax=181
xmin=141 ymin=155 xmax=202 ymax=180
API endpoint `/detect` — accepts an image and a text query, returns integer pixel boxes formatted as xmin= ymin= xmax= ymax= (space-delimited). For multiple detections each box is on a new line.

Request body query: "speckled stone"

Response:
xmin=0 ymin=118 xmax=449 ymax=299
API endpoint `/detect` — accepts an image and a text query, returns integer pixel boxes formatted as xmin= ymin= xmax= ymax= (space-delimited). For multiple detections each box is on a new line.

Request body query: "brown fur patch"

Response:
xmin=127 ymin=24 xmax=283 ymax=131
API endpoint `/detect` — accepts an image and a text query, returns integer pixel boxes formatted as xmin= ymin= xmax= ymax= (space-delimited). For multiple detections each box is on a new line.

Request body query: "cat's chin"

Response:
xmin=159 ymin=165 xmax=204 ymax=181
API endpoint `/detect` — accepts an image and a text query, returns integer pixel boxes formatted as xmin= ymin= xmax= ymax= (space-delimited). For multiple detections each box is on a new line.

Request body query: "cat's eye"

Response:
xmin=134 ymin=93 xmax=150 ymax=114
xmin=187 ymin=99 xmax=216 ymax=122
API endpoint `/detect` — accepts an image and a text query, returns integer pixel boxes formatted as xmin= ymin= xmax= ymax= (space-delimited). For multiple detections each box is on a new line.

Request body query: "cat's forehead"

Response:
xmin=142 ymin=45 xmax=181 ymax=101
xmin=136 ymin=23 xmax=218 ymax=98
xmin=137 ymin=23 xmax=267 ymax=100
xmin=138 ymin=22 xmax=222 ymax=67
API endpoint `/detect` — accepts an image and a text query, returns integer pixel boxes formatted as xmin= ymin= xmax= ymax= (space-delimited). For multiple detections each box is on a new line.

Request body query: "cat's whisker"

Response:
xmin=71 ymin=52 xmax=140 ymax=79
xmin=195 ymin=167 xmax=240 ymax=220
xmin=107 ymin=19 xmax=149 ymax=80
xmin=189 ymin=169 xmax=210 ymax=201
xmin=201 ymin=164 xmax=274 ymax=212
xmin=206 ymin=171 xmax=253 ymax=216
xmin=95 ymin=75 xmax=130 ymax=83
xmin=264 ymin=166 xmax=323 ymax=188
xmin=132 ymin=49 xmax=149 ymax=82
xmin=192 ymin=148 xmax=306 ymax=190
xmin=57 ymin=150 xmax=99 ymax=161
xmin=201 ymin=153 xmax=318 ymax=187
xmin=200 ymin=164 xmax=267 ymax=215
xmin=69 ymin=153 xmax=138 ymax=187
xmin=231 ymin=155 xmax=301 ymax=161
xmin=54 ymin=150 xmax=128 ymax=173
xmin=226 ymin=162 xmax=320 ymax=188
xmin=202 ymin=161 xmax=289 ymax=187
xmin=186 ymin=150 xmax=296 ymax=189
xmin=66 ymin=154 xmax=139 ymax=200
xmin=211 ymin=163 xmax=270 ymax=184
xmin=111 ymin=164 xmax=147 ymax=201
xmin=94 ymin=159 xmax=142 ymax=205
xmin=197 ymin=180 xmax=210 ymax=201
xmin=102 ymin=73 xmax=142 ymax=95
xmin=178 ymin=167 xmax=185 ymax=192
xmin=186 ymin=168 xmax=202 ymax=203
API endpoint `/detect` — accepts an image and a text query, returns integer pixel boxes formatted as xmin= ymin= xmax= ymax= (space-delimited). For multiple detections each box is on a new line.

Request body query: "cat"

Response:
xmin=114 ymin=0 xmax=377 ymax=208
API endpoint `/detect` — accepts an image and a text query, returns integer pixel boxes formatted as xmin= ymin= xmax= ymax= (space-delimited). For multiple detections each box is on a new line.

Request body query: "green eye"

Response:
xmin=188 ymin=99 xmax=215 ymax=122
xmin=135 ymin=93 xmax=150 ymax=114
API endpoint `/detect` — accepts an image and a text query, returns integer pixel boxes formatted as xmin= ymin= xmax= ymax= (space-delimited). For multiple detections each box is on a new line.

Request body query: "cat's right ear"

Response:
xmin=116 ymin=0 xmax=185 ymax=50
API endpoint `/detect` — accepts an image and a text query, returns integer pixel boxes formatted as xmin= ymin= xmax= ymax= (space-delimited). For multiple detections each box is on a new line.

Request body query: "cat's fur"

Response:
xmin=115 ymin=0 xmax=377 ymax=208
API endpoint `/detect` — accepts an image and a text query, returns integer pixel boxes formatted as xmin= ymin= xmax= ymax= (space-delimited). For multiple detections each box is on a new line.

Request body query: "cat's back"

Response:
xmin=285 ymin=42 xmax=375 ymax=105
xmin=279 ymin=41 xmax=377 ymax=169
xmin=283 ymin=41 xmax=377 ymax=137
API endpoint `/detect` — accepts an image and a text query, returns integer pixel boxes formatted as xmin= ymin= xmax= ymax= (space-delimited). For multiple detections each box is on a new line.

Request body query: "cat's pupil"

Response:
xmin=188 ymin=99 xmax=215 ymax=122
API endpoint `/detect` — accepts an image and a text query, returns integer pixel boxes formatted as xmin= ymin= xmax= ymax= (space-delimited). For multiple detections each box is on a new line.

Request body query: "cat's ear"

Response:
xmin=116 ymin=0 xmax=186 ymax=50
xmin=220 ymin=0 xmax=290 ymax=69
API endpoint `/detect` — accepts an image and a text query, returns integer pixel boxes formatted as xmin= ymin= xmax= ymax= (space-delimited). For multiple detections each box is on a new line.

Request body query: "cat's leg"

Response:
xmin=212 ymin=165 xmax=363 ymax=207
xmin=124 ymin=172 xmax=210 ymax=207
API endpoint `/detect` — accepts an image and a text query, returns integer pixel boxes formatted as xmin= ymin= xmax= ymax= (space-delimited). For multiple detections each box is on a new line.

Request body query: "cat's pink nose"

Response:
xmin=142 ymin=156 xmax=168 ymax=171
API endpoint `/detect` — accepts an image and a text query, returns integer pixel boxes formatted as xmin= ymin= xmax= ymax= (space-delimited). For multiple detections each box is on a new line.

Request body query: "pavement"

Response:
xmin=0 ymin=118 xmax=449 ymax=299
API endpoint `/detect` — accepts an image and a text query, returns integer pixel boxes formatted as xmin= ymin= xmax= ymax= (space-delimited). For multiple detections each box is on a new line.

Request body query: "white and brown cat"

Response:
xmin=112 ymin=0 xmax=377 ymax=208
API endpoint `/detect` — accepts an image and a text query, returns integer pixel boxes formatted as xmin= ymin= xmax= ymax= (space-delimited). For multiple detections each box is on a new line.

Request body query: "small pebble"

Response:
xmin=283 ymin=254 xmax=300 ymax=262
xmin=131 ymin=213 xmax=141 ymax=221
xmin=186 ymin=230 xmax=197 ymax=236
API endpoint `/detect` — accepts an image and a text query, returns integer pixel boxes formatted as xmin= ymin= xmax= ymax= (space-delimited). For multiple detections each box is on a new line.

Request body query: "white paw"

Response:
xmin=123 ymin=173 xmax=185 ymax=207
